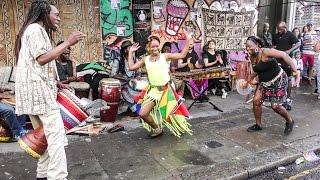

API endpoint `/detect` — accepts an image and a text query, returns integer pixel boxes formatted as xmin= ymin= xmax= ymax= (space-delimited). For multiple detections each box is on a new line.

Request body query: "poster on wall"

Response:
xmin=202 ymin=8 xmax=254 ymax=50
xmin=133 ymin=3 xmax=151 ymax=29
xmin=100 ymin=0 xmax=133 ymax=44
xmin=133 ymin=0 xmax=152 ymax=57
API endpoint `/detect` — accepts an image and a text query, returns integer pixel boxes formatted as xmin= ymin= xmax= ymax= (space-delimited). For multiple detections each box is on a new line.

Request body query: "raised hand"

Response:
xmin=67 ymin=31 xmax=86 ymax=46
xmin=129 ymin=43 xmax=140 ymax=52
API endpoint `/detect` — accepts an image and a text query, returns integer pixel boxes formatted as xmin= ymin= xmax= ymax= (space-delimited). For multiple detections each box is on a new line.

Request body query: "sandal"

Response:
xmin=284 ymin=120 xmax=294 ymax=135
xmin=107 ymin=124 xmax=124 ymax=133
xmin=150 ymin=127 xmax=163 ymax=138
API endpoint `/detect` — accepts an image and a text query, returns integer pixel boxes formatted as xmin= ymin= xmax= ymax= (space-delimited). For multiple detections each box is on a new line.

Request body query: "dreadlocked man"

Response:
xmin=14 ymin=0 xmax=85 ymax=179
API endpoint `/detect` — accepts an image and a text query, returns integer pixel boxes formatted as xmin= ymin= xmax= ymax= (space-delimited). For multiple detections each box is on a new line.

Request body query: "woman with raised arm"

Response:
xmin=127 ymin=35 xmax=193 ymax=137
xmin=242 ymin=36 xmax=298 ymax=135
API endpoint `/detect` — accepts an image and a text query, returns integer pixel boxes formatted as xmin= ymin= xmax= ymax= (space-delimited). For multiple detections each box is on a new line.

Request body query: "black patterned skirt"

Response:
xmin=260 ymin=72 xmax=288 ymax=104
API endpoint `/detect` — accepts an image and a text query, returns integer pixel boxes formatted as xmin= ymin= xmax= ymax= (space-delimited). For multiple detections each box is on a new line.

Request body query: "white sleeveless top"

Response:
xmin=145 ymin=53 xmax=170 ymax=86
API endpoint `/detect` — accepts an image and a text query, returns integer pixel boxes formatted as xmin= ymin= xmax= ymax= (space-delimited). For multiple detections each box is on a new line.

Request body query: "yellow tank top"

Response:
xmin=145 ymin=53 xmax=170 ymax=86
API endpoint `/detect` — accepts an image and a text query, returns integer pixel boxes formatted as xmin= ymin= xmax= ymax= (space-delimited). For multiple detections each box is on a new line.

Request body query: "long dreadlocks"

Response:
xmin=14 ymin=0 xmax=54 ymax=64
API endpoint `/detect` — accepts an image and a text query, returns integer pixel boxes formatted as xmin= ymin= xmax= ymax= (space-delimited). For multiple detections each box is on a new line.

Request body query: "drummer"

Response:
xmin=111 ymin=40 xmax=140 ymax=117
xmin=176 ymin=41 xmax=208 ymax=100
xmin=55 ymin=41 xmax=78 ymax=84
xmin=203 ymin=39 xmax=228 ymax=99
xmin=0 ymin=87 xmax=28 ymax=142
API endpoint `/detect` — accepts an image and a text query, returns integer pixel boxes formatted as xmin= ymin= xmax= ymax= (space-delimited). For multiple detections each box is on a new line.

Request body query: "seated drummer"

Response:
xmin=55 ymin=41 xmax=77 ymax=84
xmin=111 ymin=40 xmax=140 ymax=117
xmin=203 ymin=39 xmax=228 ymax=99
xmin=176 ymin=41 xmax=208 ymax=100
xmin=0 ymin=88 xmax=28 ymax=142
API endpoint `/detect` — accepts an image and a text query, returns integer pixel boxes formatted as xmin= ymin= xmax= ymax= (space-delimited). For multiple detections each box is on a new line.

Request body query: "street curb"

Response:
xmin=246 ymin=153 xmax=301 ymax=178
xmin=237 ymin=146 xmax=320 ymax=179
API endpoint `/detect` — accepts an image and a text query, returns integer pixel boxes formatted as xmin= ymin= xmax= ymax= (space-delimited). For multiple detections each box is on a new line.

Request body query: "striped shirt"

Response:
xmin=302 ymin=31 xmax=318 ymax=55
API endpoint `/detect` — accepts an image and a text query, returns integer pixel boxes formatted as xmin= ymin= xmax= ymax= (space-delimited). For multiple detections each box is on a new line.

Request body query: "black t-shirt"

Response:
xmin=203 ymin=51 xmax=223 ymax=67
xmin=177 ymin=50 xmax=199 ymax=72
xmin=273 ymin=31 xmax=299 ymax=51
xmin=273 ymin=31 xmax=298 ymax=72
xmin=56 ymin=60 xmax=73 ymax=81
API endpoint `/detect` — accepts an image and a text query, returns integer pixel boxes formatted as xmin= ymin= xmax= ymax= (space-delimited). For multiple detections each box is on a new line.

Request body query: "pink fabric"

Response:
xmin=188 ymin=79 xmax=208 ymax=99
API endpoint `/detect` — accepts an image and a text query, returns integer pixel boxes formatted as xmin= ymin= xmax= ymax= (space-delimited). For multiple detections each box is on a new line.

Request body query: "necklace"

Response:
xmin=150 ymin=55 xmax=159 ymax=62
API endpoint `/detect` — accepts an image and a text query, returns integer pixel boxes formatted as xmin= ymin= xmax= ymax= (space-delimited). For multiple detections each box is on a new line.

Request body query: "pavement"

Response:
xmin=1 ymin=83 xmax=320 ymax=180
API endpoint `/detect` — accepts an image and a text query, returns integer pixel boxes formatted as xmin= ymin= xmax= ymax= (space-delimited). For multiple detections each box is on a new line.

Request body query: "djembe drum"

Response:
xmin=122 ymin=78 xmax=149 ymax=104
xmin=18 ymin=125 xmax=47 ymax=159
xmin=18 ymin=89 xmax=89 ymax=159
xmin=69 ymin=81 xmax=90 ymax=99
xmin=99 ymin=78 xmax=121 ymax=122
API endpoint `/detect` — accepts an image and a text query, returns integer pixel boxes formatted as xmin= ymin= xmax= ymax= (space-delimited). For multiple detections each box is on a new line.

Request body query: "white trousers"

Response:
xmin=30 ymin=109 xmax=68 ymax=180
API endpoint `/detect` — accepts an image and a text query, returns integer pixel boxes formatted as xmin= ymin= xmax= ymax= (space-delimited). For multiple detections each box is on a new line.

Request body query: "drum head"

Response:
xmin=129 ymin=79 xmax=148 ymax=91
xmin=236 ymin=79 xmax=253 ymax=95
xmin=69 ymin=82 xmax=90 ymax=90
xmin=100 ymin=78 xmax=121 ymax=86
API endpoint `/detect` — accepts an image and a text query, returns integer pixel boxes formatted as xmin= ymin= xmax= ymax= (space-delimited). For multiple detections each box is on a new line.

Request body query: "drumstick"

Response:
xmin=66 ymin=125 xmax=90 ymax=134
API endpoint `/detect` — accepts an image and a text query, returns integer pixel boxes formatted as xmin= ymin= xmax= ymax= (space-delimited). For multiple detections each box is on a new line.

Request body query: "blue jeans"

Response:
xmin=0 ymin=102 xmax=25 ymax=137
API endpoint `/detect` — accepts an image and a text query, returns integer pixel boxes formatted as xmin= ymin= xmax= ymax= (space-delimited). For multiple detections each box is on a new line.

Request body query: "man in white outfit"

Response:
xmin=14 ymin=0 xmax=85 ymax=179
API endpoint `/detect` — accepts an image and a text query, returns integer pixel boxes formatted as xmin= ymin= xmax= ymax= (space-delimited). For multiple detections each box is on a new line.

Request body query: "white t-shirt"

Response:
xmin=293 ymin=58 xmax=303 ymax=71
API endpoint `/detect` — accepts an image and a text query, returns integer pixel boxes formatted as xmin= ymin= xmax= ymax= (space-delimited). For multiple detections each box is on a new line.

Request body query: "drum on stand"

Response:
xmin=99 ymin=78 xmax=121 ymax=123
xmin=69 ymin=81 xmax=90 ymax=99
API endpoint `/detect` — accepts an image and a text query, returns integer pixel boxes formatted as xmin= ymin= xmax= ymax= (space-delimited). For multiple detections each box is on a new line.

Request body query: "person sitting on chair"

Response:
xmin=176 ymin=41 xmax=207 ymax=100
xmin=111 ymin=40 xmax=140 ymax=117
xmin=203 ymin=39 xmax=228 ymax=98
xmin=55 ymin=41 xmax=77 ymax=84
xmin=0 ymin=88 xmax=28 ymax=142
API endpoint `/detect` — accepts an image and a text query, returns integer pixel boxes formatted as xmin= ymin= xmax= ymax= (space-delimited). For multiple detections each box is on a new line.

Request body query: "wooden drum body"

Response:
xmin=236 ymin=61 xmax=249 ymax=80
xmin=69 ymin=82 xmax=90 ymax=99
xmin=18 ymin=89 xmax=88 ymax=159
xmin=18 ymin=125 xmax=47 ymax=159
xmin=99 ymin=78 xmax=121 ymax=122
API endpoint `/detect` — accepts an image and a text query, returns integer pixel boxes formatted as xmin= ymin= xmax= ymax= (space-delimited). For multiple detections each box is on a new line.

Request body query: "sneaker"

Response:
xmin=211 ymin=88 xmax=217 ymax=95
xmin=150 ymin=127 xmax=163 ymax=137
xmin=222 ymin=92 xmax=227 ymax=99
xmin=10 ymin=135 xmax=20 ymax=142
xmin=313 ymin=89 xmax=318 ymax=95
xmin=284 ymin=120 xmax=294 ymax=135
xmin=19 ymin=130 xmax=29 ymax=137
xmin=286 ymin=98 xmax=293 ymax=106
xmin=247 ymin=124 xmax=262 ymax=132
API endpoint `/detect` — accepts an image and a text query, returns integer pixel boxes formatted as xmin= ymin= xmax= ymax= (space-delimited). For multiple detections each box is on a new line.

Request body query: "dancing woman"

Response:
xmin=242 ymin=36 xmax=298 ymax=135
xmin=127 ymin=35 xmax=193 ymax=137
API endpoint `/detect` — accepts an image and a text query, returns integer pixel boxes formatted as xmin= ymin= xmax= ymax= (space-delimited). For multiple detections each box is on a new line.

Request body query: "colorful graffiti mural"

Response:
xmin=100 ymin=0 xmax=134 ymax=65
xmin=100 ymin=0 xmax=133 ymax=45
xmin=149 ymin=0 xmax=258 ymax=69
